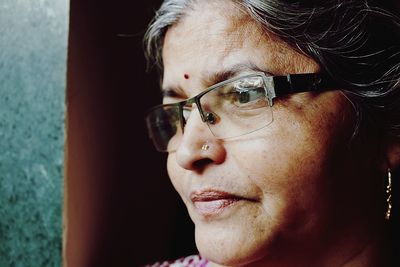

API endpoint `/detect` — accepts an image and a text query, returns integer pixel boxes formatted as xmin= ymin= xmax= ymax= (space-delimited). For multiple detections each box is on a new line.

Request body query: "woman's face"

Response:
xmin=162 ymin=1 xmax=378 ymax=266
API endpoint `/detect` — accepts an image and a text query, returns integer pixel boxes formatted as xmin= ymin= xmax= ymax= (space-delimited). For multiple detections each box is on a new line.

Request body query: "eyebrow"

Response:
xmin=203 ymin=62 xmax=267 ymax=87
xmin=161 ymin=80 xmax=186 ymax=98
xmin=161 ymin=61 xmax=268 ymax=96
xmin=161 ymin=86 xmax=185 ymax=98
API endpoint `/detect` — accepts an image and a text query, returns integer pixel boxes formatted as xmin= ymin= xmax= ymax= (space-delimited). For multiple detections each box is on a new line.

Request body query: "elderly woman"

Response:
xmin=144 ymin=0 xmax=400 ymax=266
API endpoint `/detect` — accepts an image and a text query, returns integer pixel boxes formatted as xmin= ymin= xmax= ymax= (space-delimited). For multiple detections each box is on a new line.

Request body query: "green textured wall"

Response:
xmin=0 ymin=0 xmax=69 ymax=266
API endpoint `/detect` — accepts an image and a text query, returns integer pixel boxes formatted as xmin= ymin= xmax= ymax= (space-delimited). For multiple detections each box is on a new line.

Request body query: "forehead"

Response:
xmin=162 ymin=0 xmax=318 ymax=89
xmin=162 ymin=1 xmax=264 ymax=64
xmin=170 ymin=1 xmax=259 ymax=42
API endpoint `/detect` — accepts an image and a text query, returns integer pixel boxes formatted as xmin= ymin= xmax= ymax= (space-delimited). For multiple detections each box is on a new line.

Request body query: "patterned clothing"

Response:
xmin=146 ymin=255 xmax=209 ymax=267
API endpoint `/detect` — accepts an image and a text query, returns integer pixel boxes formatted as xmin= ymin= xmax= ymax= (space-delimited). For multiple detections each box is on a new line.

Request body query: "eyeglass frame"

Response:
xmin=145 ymin=71 xmax=337 ymax=151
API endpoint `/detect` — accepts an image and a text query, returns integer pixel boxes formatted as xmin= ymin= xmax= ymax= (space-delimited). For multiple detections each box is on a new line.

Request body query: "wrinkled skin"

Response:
xmin=161 ymin=1 xmax=392 ymax=266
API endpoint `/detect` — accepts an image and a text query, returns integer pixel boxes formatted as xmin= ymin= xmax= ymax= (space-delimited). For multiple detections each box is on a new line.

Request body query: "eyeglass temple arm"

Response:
xmin=272 ymin=73 xmax=336 ymax=98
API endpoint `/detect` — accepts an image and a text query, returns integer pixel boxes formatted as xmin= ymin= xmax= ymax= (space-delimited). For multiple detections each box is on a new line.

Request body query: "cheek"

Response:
xmin=230 ymin=132 xmax=323 ymax=204
xmin=167 ymin=155 xmax=178 ymax=183
xmin=166 ymin=154 xmax=186 ymax=197
xmin=229 ymin=95 xmax=352 ymax=220
xmin=230 ymin=113 xmax=329 ymax=187
xmin=228 ymin=141 xmax=323 ymax=240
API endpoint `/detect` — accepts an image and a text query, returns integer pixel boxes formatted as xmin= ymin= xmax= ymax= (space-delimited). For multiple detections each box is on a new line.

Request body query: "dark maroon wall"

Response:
xmin=67 ymin=1 xmax=196 ymax=266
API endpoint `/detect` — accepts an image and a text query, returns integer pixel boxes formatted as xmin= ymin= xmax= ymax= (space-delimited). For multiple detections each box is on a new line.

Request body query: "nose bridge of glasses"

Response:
xmin=180 ymin=103 xmax=214 ymax=144
xmin=182 ymin=97 xmax=208 ymax=125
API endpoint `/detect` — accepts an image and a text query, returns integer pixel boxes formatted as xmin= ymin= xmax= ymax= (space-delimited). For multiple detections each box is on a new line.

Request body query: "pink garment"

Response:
xmin=145 ymin=255 xmax=209 ymax=267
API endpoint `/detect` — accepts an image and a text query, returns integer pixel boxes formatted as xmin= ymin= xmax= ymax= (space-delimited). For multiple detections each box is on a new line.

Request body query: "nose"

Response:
xmin=174 ymin=108 xmax=226 ymax=171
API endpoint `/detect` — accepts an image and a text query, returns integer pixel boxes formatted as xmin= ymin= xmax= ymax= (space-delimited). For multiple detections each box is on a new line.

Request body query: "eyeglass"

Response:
xmin=146 ymin=72 xmax=336 ymax=152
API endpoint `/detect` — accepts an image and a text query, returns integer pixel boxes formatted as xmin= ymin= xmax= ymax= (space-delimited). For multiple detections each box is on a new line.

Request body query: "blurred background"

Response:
xmin=67 ymin=1 xmax=197 ymax=266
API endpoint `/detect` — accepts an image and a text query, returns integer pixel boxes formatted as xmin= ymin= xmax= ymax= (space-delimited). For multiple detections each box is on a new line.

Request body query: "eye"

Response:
xmin=223 ymin=77 xmax=266 ymax=108
xmin=233 ymin=88 xmax=264 ymax=104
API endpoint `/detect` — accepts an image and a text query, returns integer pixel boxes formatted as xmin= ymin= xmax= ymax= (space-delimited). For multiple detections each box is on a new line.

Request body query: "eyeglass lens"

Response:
xmin=146 ymin=75 xmax=273 ymax=152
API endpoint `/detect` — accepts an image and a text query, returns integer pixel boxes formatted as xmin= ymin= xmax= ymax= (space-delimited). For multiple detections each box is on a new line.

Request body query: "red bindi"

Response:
xmin=184 ymin=73 xmax=189 ymax=79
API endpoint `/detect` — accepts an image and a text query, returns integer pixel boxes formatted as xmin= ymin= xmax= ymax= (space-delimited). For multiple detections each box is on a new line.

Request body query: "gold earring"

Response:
xmin=385 ymin=168 xmax=392 ymax=220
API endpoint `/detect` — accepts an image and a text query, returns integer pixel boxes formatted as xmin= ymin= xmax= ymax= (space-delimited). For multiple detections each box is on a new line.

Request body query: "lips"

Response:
xmin=190 ymin=189 xmax=247 ymax=217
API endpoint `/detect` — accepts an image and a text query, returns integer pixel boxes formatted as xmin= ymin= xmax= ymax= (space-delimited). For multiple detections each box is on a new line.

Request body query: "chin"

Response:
xmin=194 ymin=224 xmax=273 ymax=267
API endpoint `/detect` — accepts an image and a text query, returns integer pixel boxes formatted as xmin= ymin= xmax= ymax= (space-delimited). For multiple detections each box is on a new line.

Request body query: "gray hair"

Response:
xmin=144 ymin=0 xmax=400 ymax=139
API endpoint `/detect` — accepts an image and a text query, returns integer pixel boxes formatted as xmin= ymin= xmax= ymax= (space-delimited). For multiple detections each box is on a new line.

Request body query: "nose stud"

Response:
xmin=201 ymin=143 xmax=210 ymax=151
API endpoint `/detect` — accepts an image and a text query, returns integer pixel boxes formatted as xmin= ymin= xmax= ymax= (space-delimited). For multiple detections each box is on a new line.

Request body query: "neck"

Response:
xmin=208 ymin=220 xmax=390 ymax=267
xmin=336 ymin=230 xmax=385 ymax=267
xmin=309 ymin=219 xmax=388 ymax=267
xmin=337 ymin=223 xmax=394 ymax=267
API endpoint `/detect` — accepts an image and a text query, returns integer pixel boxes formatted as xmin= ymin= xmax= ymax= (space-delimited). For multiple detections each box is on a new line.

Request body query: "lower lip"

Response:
xmin=193 ymin=199 xmax=240 ymax=217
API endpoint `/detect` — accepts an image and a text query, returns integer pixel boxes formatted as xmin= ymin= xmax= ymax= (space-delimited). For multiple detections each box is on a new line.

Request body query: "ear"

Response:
xmin=383 ymin=137 xmax=400 ymax=171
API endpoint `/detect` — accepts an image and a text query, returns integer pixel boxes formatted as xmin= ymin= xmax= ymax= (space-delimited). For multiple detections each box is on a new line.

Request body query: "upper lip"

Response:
xmin=190 ymin=189 xmax=250 ymax=202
